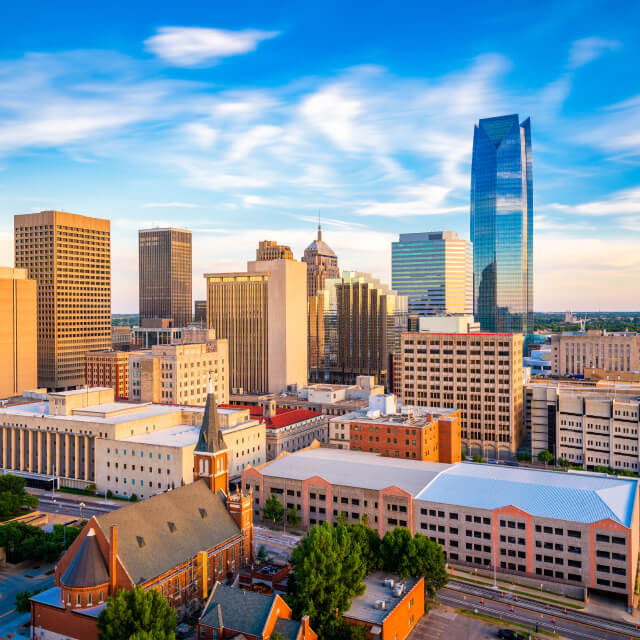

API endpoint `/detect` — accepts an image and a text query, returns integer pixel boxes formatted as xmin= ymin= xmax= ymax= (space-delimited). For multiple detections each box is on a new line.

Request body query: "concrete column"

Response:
xmin=74 ymin=436 xmax=80 ymax=479
xmin=64 ymin=434 xmax=70 ymax=477
xmin=1 ymin=428 xmax=6 ymax=469
xmin=11 ymin=428 xmax=16 ymax=470
xmin=46 ymin=432 xmax=52 ymax=475
xmin=56 ymin=433 xmax=62 ymax=478
xmin=84 ymin=436 xmax=90 ymax=480
xmin=19 ymin=429 xmax=25 ymax=471
xmin=28 ymin=430 xmax=34 ymax=472
xmin=36 ymin=431 xmax=43 ymax=474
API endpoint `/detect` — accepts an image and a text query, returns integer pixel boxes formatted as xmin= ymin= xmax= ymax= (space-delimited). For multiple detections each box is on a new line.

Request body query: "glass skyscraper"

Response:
xmin=470 ymin=114 xmax=533 ymax=333
xmin=391 ymin=231 xmax=472 ymax=316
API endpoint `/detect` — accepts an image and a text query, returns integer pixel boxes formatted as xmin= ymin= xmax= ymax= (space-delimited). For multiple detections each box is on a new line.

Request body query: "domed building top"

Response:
xmin=61 ymin=528 xmax=109 ymax=588
xmin=304 ymin=225 xmax=336 ymax=257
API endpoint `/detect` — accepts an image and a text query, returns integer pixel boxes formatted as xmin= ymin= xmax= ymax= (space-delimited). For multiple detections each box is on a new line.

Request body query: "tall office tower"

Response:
xmin=194 ymin=300 xmax=207 ymax=325
xmin=256 ymin=240 xmax=294 ymax=261
xmin=0 ymin=267 xmax=37 ymax=397
xmin=471 ymin=114 xmax=533 ymax=333
xmin=14 ymin=211 xmax=111 ymax=390
xmin=308 ymin=271 xmax=408 ymax=388
xmin=399 ymin=332 xmax=523 ymax=457
xmin=391 ymin=231 xmax=472 ymax=316
xmin=205 ymin=259 xmax=308 ymax=394
xmin=302 ymin=224 xmax=340 ymax=298
xmin=138 ymin=227 xmax=192 ymax=327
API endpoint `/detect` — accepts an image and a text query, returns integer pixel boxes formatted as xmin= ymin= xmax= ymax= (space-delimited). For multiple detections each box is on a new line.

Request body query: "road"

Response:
xmin=35 ymin=493 xmax=122 ymax=519
xmin=253 ymin=525 xmax=300 ymax=563
xmin=439 ymin=580 xmax=640 ymax=640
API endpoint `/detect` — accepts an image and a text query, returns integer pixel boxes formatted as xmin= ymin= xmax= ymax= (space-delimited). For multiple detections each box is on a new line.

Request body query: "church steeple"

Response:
xmin=194 ymin=374 xmax=229 ymax=494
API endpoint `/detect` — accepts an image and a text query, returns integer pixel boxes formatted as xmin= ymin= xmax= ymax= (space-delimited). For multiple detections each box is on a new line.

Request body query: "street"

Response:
xmin=439 ymin=580 xmax=640 ymax=640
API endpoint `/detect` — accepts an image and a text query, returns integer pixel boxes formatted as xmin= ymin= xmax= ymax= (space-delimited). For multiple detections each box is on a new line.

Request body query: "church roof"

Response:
xmin=60 ymin=528 xmax=109 ymax=588
xmin=196 ymin=382 xmax=226 ymax=454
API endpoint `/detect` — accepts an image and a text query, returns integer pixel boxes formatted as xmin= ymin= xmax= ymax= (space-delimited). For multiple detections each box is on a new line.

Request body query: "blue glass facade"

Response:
xmin=471 ymin=114 xmax=533 ymax=333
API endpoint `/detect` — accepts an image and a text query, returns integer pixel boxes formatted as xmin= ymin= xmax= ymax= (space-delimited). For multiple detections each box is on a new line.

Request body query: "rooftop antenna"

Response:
xmin=317 ymin=209 xmax=322 ymax=241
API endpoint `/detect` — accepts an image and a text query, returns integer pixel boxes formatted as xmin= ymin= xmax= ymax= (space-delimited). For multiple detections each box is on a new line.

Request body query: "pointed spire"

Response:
xmin=317 ymin=210 xmax=322 ymax=242
xmin=195 ymin=372 xmax=225 ymax=453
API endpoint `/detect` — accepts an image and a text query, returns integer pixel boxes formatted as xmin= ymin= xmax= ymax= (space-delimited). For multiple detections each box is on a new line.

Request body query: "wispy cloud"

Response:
xmin=568 ymin=36 xmax=621 ymax=69
xmin=145 ymin=27 xmax=279 ymax=67
xmin=549 ymin=187 xmax=640 ymax=216
xmin=142 ymin=202 xmax=201 ymax=208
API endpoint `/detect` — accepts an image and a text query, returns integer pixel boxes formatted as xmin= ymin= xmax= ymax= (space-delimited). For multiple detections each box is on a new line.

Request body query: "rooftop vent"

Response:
xmin=167 ymin=521 xmax=176 ymax=533
xmin=136 ymin=536 xmax=145 ymax=548
xmin=375 ymin=599 xmax=387 ymax=610
xmin=393 ymin=583 xmax=404 ymax=597
xmin=383 ymin=578 xmax=394 ymax=588
xmin=199 ymin=508 xmax=208 ymax=519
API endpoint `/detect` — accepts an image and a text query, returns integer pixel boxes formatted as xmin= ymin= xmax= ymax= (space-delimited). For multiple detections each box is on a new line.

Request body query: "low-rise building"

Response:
xmin=344 ymin=573 xmax=424 ymax=640
xmin=221 ymin=401 xmax=327 ymax=461
xmin=416 ymin=315 xmax=479 ymax=333
xmin=85 ymin=350 xmax=130 ymax=399
xmin=129 ymin=339 xmax=228 ymax=406
xmin=198 ymin=582 xmax=316 ymax=640
xmin=244 ymin=447 xmax=639 ymax=608
xmin=111 ymin=326 xmax=133 ymax=350
xmin=329 ymin=394 xmax=461 ymax=464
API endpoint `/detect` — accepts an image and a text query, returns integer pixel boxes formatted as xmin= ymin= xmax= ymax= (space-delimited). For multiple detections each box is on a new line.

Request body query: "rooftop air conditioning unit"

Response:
xmin=375 ymin=599 xmax=386 ymax=610
xmin=384 ymin=578 xmax=394 ymax=588
xmin=393 ymin=584 xmax=404 ymax=597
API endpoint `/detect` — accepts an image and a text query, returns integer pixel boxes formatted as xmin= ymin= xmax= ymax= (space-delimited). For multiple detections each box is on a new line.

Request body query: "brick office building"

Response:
xmin=30 ymin=385 xmax=254 ymax=640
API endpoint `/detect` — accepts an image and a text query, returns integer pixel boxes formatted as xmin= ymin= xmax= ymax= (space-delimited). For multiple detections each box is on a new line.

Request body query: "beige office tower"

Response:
xmin=302 ymin=224 xmax=340 ymax=298
xmin=14 ymin=211 xmax=111 ymax=390
xmin=399 ymin=332 xmax=523 ymax=457
xmin=138 ymin=228 xmax=192 ymax=327
xmin=256 ymin=240 xmax=294 ymax=261
xmin=0 ymin=267 xmax=37 ymax=398
xmin=205 ymin=259 xmax=308 ymax=394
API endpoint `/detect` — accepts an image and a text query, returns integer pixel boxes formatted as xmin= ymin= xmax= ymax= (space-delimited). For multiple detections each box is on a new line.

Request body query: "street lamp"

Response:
xmin=79 ymin=502 xmax=86 ymax=519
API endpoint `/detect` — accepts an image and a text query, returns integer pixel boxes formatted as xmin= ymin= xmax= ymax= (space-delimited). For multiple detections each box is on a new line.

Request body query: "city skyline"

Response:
xmin=0 ymin=2 xmax=639 ymax=312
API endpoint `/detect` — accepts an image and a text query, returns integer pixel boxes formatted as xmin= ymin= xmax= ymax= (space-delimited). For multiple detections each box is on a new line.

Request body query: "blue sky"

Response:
xmin=1 ymin=0 xmax=639 ymax=312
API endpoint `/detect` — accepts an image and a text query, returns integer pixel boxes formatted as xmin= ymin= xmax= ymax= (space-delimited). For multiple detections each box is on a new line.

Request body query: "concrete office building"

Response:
xmin=205 ymin=259 xmax=308 ymax=394
xmin=302 ymin=224 xmax=340 ymax=298
xmin=194 ymin=300 xmax=207 ymax=325
xmin=85 ymin=350 xmax=130 ymax=399
xmin=309 ymin=272 xmax=407 ymax=388
xmin=139 ymin=227 xmax=192 ymax=328
xmin=128 ymin=339 xmax=229 ymax=406
xmin=244 ymin=447 xmax=639 ymax=607
xmin=256 ymin=240 xmax=294 ymax=261
xmin=391 ymin=231 xmax=472 ymax=317
xmin=111 ymin=326 xmax=133 ymax=350
xmin=415 ymin=315 xmax=480 ymax=334
xmin=0 ymin=267 xmax=37 ymax=398
xmin=329 ymin=395 xmax=461 ymax=464
xmin=551 ymin=331 xmax=640 ymax=377
xmin=14 ymin=211 xmax=111 ymax=390
xmin=133 ymin=325 xmax=215 ymax=349
xmin=398 ymin=332 xmax=524 ymax=457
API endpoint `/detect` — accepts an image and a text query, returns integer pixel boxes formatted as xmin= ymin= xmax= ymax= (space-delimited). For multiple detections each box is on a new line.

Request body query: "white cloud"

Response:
xmin=145 ymin=27 xmax=279 ymax=67
xmin=181 ymin=123 xmax=218 ymax=149
xmin=142 ymin=202 xmax=200 ymax=208
xmin=568 ymin=37 xmax=621 ymax=69
xmin=356 ymin=184 xmax=466 ymax=217
xmin=549 ymin=187 xmax=640 ymax=216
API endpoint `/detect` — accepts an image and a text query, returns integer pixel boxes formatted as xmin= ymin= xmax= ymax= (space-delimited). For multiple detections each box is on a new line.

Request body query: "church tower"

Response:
xmin=194 ymin=377 xmax=229 ymax=494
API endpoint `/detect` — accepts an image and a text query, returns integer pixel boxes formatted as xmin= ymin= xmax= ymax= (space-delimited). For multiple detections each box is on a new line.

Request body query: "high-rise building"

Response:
xmin=256 ymin=240 xmax=294 ymax=261
xmin=194 ymin=299 xmax=207 ymax=325
xmin=14 ymin=211 xmax=111 ymax=390
xmin=308 ymin=271 xmax=407 ymax=388
xmin=205 ymin=259 xmax=308 ymax=394
xmin=302 ymin=224 xmax=340 ymax=298
xmin=398 ymin=332 xmax=524 ymax=457
xmin=471 ymin=114 xmax=533 ymax=333
xmin=391 ymin=231 xmax=472 ymax=316
xmin=138 ymin=227 xmax=192 ymax=328
xmin=0 ymin=267 xmax=37 ymax=398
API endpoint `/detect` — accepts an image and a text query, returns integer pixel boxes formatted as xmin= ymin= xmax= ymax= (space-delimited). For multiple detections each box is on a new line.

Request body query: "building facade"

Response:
xmin=302 ymin=224 xmax=340 ymax=298
xmin=205 ymin=259 xmax=308 ymax=394
xmin=128 ymin=339 xmax=229 ymax=406
xmin=471 ymin=115 xmax=533 ymax=333
xmin=14 ymin=211 xmax=111 ymax=390
xmin=308 ymin=271 xmax=407 ymax=388
xmin=398 ymin=332 xmax=524 ymax=457
xmin=244 ymin=447 xmax=639 ymax=608
xmin=194 ymin=300 xmax=207 ymax=325
xmin=139 ymin=227 xmax=192 ymax=328
xmin=550 ymin=331 xmax=640 ymax=377
xmin=329 ymin=395 xmax=461 ymax=464
xmin=256 ymin=240 xmax=294 ymax=261
xmin=111 ymin=326 xmax=133 ymax=350
xmin=391 ymin=231 xmax=472 ymax=317
xmin=0 ymin=267 xmax=37 ymax=398
xmin=416 ymin=315 xmax=480 ymax=334
xmin=85 ymin=350 xmax=130 ymax=399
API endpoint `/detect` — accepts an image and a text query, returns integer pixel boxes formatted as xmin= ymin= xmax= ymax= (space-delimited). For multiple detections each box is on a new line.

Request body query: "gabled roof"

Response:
xmin=96 ymin=480 xmax=240 ymax=585
xmin=200 ymin=582 xmax=277 ymax=637
xmin=219 ymin=404 xmax=321 ymax=429
xmin=60 ymin=528 xmax=109 ymax=588
xmin=196 ymin=388 xmax=225 ymax=453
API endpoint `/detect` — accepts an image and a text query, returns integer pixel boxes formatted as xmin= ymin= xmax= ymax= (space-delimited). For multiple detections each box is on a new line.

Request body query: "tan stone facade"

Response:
xmin=0 ymin=267 xmax=37 ymax=398
xmin=256 ymin=240 xmax=294 ymax=261
xmin=128 ymin=340 xmax=228 ymax=405
xmin=205 ymin=259 xmax=308 ymax=394
xmin=14 ymin=211 xmax=111 ymax=390
xmin=551 ymin=331 xmax=640 ymax=377
xmin=398 ymin=332 xmax=524 ymax=457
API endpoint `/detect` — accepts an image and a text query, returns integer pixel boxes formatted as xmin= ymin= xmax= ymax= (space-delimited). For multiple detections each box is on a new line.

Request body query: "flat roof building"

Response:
xmin=85 ymin=350 xmax=130 ymax=399
xmin=256 ymin=240 xmax=294 ymax=261
xmin=244 ymin=447 xmax=639 ymax=607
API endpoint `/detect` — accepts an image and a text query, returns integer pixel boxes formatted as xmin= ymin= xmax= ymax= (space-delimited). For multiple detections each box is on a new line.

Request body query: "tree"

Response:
xmin=256 ymin=544 xmax=269 ymax=563
xmin=347 ymin=523 xmax=381 ymax=573
xmin=0 ymin=474 xmax=27 ymax=495
xmin=286 ymin=506 xmax=302 ymax=529
xmin=129 ymin=493 xmax=139 ymax=502
xmin=472 ymin=454 xmax=484 ymax=463
xmin=557 ymin=457 xmax=570 ymax=468
xmin=516 ymin=452 xmax=532 ymax=462
xmin=0 ymin=474 xmax=38 ymax=516
xmin=97 ymin=587 xmax=176 ymax=640
xmin=538 ymin=450 xmax=554 ymax=467
xmin=15 ymin=587 xmax=44 ymax=613
xmin=287 ymin=522 xmax=366 ymax=639
xmin=262 ymin=494 xmax=284 ymax=525
xmin=408 ymin=533 xmax=448 ymax=597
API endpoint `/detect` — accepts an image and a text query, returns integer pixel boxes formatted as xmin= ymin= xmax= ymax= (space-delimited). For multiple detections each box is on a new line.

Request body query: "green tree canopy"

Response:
xmin=472 ymin=454 xmax=484 ymax=463
xmin=287 ymin=522 xmax=366 ymax=638
xmin=97 ymin=587 xmax=176 ymax=640
xmin=347 ymin=522 xmax=381 ymax=573
xmin=262 ymin=494 xmax=284 ymax=525
xmin=538 ymin=450 xmax=554 ymax=466
xmin=380 ymin=527 xmax=413 ymax=576
xmin=0 ymin=474 xmax=38 ymax=516
xmin=286 ymin=506 xmax=301 ymax=528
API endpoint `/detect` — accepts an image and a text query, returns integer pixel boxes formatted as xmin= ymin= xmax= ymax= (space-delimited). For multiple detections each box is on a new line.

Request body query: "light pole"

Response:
xmin=491 ymin=534 xmax=498 ymax=589
xmin=79 ymin=502 xmax=86 ymax=519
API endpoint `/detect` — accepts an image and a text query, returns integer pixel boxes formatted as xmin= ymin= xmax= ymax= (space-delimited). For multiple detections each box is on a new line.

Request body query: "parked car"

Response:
xmin=497 ymin=630 xmax=529 ymax=640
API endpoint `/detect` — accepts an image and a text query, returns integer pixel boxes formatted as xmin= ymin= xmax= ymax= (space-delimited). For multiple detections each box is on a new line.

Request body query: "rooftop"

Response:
xmin=333 ymin=405 xmax=457 ymax=428
xmin=220 ymin=405 xmax=322 ymax=430
xmin=124 ymin=424 xmax=200 ymax=448
xmin=346 ymin=572 xmax=421 ymax=626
